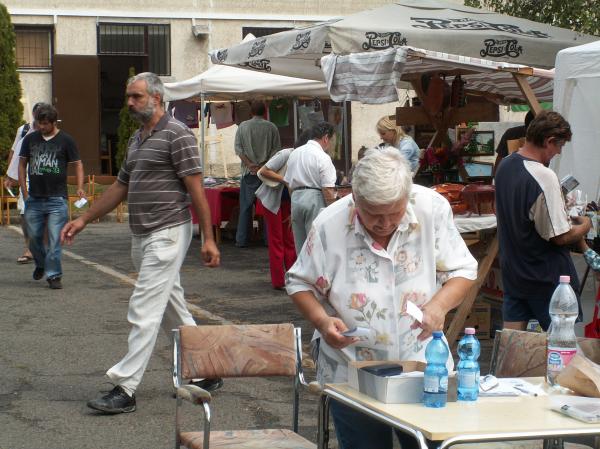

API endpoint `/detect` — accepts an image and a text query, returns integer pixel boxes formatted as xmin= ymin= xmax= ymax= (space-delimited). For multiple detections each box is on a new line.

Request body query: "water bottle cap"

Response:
xmin=432 ymin=331 xmax=443 ymax=338
xmin=559 ymin=275 xmax=570 ymax=283
xmin=464 ymin=327 xmax=476 ymax=335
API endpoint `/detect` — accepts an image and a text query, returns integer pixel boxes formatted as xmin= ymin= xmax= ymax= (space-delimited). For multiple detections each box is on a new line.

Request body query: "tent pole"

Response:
xmin=343 ymin=100 xmax=350 ymax=180
xmin=199 ymin=93 xmax=206 ymax=245
xmin=200 ymin=93 xmax=206 ymax=172
xmin=293 ymin=98 xmax=298 ymax=142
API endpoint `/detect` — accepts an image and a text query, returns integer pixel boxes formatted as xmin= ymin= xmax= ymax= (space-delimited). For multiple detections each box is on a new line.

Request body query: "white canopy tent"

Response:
xmin=162 ymin=54 xmax=343 ymax=175
xmin=209 ymin=0 xmax=595 ymax=81
xmin=163 ymin=64 xmax=330 ymax=101
xmin=552 ymin=40 xmax=600 ymax=202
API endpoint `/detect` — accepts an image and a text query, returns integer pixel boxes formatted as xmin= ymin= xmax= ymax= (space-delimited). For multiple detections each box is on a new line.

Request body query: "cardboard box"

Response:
xmin=347 ymin=360 xmax=457 ymax=404
xmin=444 ymin=301 xmax=491 ymax=340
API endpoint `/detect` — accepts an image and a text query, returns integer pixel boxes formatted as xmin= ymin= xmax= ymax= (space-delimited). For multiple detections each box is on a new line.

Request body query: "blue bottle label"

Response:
xmin=424 ymin=376 xmax=439 ymax=393
xmin=439 ymin=375 xmax=448 ymax=391
xmin=458 ymin=371 xmax=477 ymax=387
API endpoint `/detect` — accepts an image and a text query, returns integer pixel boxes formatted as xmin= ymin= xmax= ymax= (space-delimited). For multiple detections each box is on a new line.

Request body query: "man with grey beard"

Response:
xmin=61 ymin=72 xmax=222 ymax=414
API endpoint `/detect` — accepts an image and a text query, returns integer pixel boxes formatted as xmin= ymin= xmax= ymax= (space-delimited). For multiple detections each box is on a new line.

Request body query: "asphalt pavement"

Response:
xmin=0 ymin=220 xmax=319 ymax=449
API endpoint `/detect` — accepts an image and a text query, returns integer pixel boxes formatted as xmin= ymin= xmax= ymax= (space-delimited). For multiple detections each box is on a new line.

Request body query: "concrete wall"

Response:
xmin=9 ymin=0 xmax=484 ymax=176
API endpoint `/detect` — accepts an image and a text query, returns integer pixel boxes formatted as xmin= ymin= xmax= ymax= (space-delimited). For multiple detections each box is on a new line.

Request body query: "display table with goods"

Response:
xmin=430 ymin=182 xmax=498 ymax=344
xmin=317 ymin=379 xmax=600 ymax=449
xmin=189 ymin=178 xmax=240 ymax=243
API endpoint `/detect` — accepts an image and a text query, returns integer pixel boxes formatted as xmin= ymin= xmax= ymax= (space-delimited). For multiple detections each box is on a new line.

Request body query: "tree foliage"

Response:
xmin=464 ymin=0 xmax=600 ymax=36
xmin=0 ymin=4 xmax=24 ymax=173
xmin=115 ymin=67 xmax=139 ymax=170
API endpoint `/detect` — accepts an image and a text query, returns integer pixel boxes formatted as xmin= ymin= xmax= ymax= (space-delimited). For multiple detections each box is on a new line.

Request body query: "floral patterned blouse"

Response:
xmin=286 ymin=185 xmax=478 ymax=384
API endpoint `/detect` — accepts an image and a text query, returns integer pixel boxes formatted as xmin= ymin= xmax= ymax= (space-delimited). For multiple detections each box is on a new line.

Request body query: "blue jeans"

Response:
xmin=330 ymin=400 xmax=424 ymax=449
xmin=236 ymin=174 xmax=262 ymax=246
xmin=25 ymin=196 xmax=68 ymax=280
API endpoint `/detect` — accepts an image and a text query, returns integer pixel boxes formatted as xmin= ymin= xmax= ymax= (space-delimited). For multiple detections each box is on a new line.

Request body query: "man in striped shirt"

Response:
xmin=61 ymin=72 xmax=220 ymax=414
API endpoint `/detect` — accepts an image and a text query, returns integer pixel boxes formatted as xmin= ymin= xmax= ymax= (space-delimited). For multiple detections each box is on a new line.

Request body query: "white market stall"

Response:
xmin=552 ymin=40 xmax=600 ymax=203
xmin=163 ymin=64 xmax=344 ymax=175
xmin=209 ymin=0 xmax=595 ymax=81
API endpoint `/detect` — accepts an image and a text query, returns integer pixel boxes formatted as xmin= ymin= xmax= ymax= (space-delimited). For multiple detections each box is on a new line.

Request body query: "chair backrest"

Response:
xmin=490 ymin=329 xmax=547 ymax=377
xmin=66 ymin=175 xmax=92 ymax=194
xmin=176 ymin=324 xmax=297 ymax=381
xmin=92 ymin=175 xmax=117 ymax=186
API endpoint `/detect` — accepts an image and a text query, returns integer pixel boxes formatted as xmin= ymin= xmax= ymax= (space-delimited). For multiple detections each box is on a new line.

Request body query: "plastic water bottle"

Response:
xmin=457 ymin=327 xmax=480 ymax=401
xmin=423 ymin=331 xmax=449 ymax=408
xmin=547 ymin=275 xmax=579 ymax=387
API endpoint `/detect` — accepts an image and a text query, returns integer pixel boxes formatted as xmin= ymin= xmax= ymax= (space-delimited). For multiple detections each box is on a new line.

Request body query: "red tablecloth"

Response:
xmin=191 ymin=186 xmax=240 ymax=226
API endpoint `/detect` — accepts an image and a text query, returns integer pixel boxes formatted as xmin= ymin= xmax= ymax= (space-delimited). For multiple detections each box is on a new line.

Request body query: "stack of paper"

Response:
xmin=479 ymin=377 xmax=545 ymax=397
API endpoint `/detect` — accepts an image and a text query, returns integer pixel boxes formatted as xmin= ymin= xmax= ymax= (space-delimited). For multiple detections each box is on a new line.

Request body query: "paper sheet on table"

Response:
xmin=550 ymin=396 xmax=600 ymax=423
xmin=405 ymin=300 xmax=423 ymax=323
xmin=479 ymin=378 xmax=546 ymax=397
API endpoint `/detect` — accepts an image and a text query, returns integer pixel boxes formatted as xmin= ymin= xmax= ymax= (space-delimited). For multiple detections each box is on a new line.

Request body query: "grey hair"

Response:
xmin=127 ymin=72 xmax=164 ymax=101
xmin=352 ymin=146 xmax=412 ymax=205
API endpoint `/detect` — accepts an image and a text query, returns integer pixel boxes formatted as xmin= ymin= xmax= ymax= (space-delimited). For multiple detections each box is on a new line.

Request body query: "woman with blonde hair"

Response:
xmin=376 ymin=115 xmax=420 ymax=172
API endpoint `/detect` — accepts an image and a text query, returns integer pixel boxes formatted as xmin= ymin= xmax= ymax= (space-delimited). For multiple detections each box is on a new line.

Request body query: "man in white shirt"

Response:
xmin=4 ymin=103 xmax=42 ymax=264
xmin=284 ymin=121 xmax=337 ymax=253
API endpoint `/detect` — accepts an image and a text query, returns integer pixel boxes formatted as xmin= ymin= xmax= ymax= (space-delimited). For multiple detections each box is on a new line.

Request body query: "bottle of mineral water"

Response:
xmin=457 ymin=327 xmax=480 ymax=401
xmin=423 ymin=331 xmax=449 ymax=408
xmin=547 ymin=275 xmax=579 ymax=387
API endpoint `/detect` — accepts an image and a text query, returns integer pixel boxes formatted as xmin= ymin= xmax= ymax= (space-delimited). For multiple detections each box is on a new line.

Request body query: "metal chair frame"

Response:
xmin=172 ymin=326 xmax=310 ymax=449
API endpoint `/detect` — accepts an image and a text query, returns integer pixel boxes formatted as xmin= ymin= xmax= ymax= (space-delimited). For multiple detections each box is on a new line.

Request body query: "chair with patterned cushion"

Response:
xmin=172 ymin=323 xmax=316 ymax=449
xmin=490 ymin=329 xmax=547 ymax=378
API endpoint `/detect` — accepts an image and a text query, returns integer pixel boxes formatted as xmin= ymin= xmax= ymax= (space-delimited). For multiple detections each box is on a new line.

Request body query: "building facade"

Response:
xmin=10 ymin=0 xmax=470 ymax=176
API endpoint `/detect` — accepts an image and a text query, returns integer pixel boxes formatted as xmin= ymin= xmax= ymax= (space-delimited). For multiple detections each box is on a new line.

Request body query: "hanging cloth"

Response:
xmin=268 ymin=98 xmax=290 ymax=127
xmin=209 ymin=102 xmax=234 ymax=129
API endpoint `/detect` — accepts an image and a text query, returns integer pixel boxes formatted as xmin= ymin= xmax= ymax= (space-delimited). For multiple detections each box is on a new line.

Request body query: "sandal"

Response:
xmin=17 ymin=255 xmax=34 ymax=264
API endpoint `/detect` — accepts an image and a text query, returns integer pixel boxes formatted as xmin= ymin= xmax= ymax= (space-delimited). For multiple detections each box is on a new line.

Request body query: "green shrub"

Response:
xmin=0 ymin=4 xmax=24 ymax=173
xmin=115 ymin=67 xmax=139 ymax=170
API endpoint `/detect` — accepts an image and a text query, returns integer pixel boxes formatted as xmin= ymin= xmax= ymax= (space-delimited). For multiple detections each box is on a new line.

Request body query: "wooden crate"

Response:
xmin=444 ymin=301 xmax=491 ymax=340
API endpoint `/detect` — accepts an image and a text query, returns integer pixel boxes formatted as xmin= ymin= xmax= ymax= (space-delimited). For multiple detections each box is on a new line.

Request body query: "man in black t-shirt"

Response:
xmin=18 ymin=103 xmax=85 ymax=290
xmin=493 ymin=110 xmax=534 ymax=176
xmin=495 ymin=111 xmax=591 ymax=330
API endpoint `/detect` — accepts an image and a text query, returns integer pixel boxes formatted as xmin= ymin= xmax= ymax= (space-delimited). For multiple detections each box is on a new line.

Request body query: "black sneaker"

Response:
xmin=33 ymin=267 xmax=44 ymax=280
xmin=173 ymin=378 xmax=224 ymax=398
xmin=190 ymin=378 xmax=224 ymax=392
xmin=47 ymin=277 xmax=63 ymax=289
xmin=87 ymin=385 xmax=136 ymax=414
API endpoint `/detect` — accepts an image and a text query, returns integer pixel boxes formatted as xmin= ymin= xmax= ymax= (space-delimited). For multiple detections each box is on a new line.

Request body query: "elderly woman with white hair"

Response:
xmin=286 ymin=148 xmax=477 ymax=449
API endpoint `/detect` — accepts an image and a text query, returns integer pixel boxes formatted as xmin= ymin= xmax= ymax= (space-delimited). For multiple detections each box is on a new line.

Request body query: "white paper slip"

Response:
xmin=405 ymin=300 xmax=423 ymax=323
xmin=479 ymin=377 xmax=545 ymax=397
xmin=74 ymin=198 xmax=88 ymax=209
xmin=550 ymin=396 xmax=600 ymax=423
xmin=342 ymin=326 xmax=372 ymax=338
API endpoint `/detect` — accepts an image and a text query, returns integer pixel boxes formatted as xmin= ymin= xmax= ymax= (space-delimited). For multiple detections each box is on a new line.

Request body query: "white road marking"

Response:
xmin=7 ymin=225 xmax=231 ymax=324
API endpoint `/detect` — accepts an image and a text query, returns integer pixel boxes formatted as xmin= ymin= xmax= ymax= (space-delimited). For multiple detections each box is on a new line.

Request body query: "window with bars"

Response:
xmin=98 ymin=23 xmax=171 ymax=75
xmin=15 ymin=26 xmax=53 ymax=69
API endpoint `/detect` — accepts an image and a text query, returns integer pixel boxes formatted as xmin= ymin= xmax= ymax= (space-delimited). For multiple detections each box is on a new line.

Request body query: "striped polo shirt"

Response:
xmin=118 ymin=113 xmax=202 ymax=235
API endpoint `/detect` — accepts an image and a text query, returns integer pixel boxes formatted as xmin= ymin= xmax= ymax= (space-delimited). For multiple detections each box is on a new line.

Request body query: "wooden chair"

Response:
xmin=66 ymin=175 xmax=93 ymax=221
xmin=0 ymin=176 xmax=20 ymax=225
xmin=89 ymin=175 xmax=124 ymax=223
xmin=173 ymin=323 xmax=316 ymax=449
